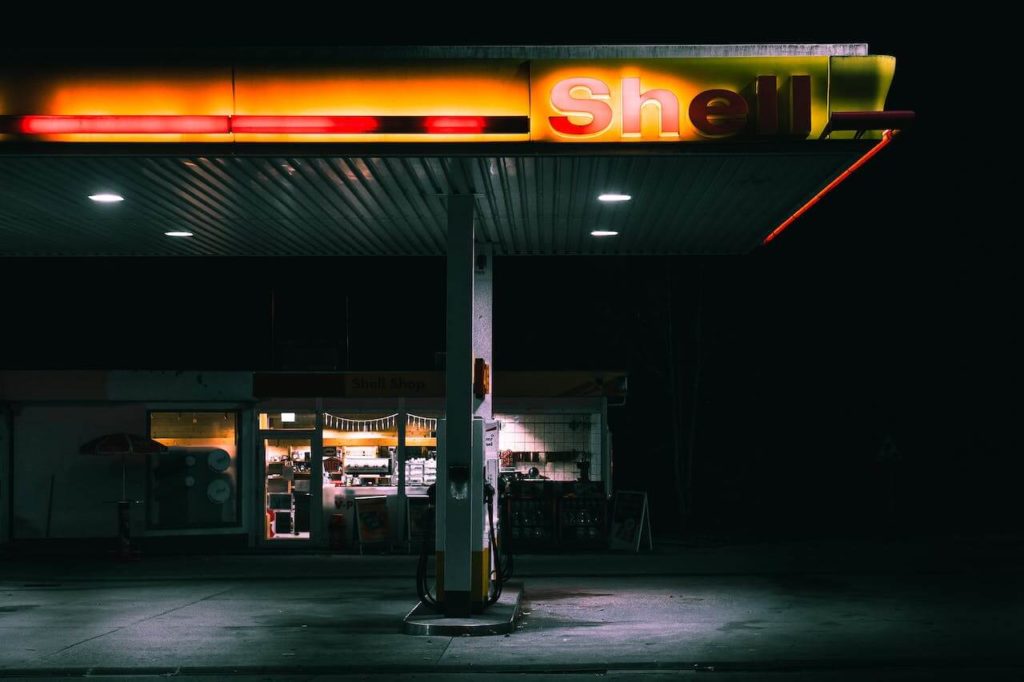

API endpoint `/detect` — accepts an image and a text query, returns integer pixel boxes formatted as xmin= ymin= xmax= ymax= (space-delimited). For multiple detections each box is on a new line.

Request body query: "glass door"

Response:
xmin=263 ymin=437 xmax=314 ymax=542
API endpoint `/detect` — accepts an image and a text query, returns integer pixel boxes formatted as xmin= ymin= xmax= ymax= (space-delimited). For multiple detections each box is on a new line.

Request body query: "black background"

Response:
xmin=2 ymin=12 xmax=1017 ymax=540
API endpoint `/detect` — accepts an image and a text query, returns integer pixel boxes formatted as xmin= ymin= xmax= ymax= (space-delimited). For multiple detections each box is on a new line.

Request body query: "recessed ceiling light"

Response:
xmin=88 ymin=193 xmax=124 ymax=203
xmin=164 ymin=231 xmax=194 ymax=238
xmin=590 ymin=230 xmax=619 ymax=237
xmin=598 ymin=193 xmax=631 ymax=202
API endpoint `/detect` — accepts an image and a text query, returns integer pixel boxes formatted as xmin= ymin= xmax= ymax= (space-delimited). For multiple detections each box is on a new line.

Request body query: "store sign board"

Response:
xmin=0 ymin=57 xmax=892 ymax=143
xmin=609 ymin=490 xmax=653 ymax=552
xmin=355 ymin=496 xmax=390 ymax=545
xmin=345 ymin=372 xmax=444 ymax=398
xmin=407 ymin=496 xmax=431 ymax=543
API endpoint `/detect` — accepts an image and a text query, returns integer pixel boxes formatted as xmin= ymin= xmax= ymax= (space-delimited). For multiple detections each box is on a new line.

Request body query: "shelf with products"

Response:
xmin=264 ymin=442 xmax=312 ymax=539
xmin=558 ymin=491 xmax=607 ymax=548
xmin=505 ymin=495 xmax=558 ymax=550
xmin=502 ymin=480 xmax=558 ymax=551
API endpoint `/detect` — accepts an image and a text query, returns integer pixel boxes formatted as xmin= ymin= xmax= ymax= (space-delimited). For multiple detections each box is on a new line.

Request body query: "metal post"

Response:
xmin=396 ymin=398 xmax=407 ymax=549
xmin=312 ymin=401 xmax=325 ymax=546
xmin=442 ymin=194 xmax=475 ymax=617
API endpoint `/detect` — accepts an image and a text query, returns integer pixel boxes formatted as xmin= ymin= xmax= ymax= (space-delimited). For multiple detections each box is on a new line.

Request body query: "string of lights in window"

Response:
xmin=323 ymin=413 xmax=399 ymax=432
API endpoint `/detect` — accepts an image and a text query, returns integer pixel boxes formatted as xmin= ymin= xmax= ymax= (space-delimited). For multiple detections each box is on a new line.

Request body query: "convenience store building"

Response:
xmin=0 ymin=369 xmax=621 ymax=552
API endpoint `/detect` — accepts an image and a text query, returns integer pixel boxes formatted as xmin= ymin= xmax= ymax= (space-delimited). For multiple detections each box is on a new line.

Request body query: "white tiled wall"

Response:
xmin=495 ymin=413 xmax=602 ymax=481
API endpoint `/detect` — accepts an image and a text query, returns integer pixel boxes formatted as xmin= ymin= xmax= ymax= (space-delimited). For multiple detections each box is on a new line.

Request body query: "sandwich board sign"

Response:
xmin=609 ymin=490 xmax=653 ymax=552
xmin=355 ymin=496 xmax=390 ymax=548
xmin=406 ymin=495 xmax=431 ymax=544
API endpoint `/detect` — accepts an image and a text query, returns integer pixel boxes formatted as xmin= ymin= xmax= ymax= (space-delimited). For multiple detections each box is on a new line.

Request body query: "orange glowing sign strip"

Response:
xmin=3 ymin=115 xmax=528 ymax=136
xmin=13 ymin=115 xmax=231 ymax=134
xmin=761 ymin=130 xmax=895 ymax=246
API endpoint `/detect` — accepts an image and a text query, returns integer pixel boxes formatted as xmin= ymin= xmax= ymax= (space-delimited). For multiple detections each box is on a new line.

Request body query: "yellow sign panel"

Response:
xmin=530 ymin=58 xmax=830 ymax=142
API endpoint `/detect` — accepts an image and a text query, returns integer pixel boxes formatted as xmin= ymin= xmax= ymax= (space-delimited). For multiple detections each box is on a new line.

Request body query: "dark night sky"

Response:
xmin=2 ymin=14 xmax=1018 ymax=539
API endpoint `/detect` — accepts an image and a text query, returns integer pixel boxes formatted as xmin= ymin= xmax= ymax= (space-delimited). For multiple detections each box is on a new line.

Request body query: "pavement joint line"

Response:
xmin=436 ymin=633 xmax=456 ymax=662
xmin=36 ymin=628 xmax=124 ymax=660
xmin=125 ymin=586 xmax=236 ymax=628
xmin=19 ymin=586 xmax=236 ymax=665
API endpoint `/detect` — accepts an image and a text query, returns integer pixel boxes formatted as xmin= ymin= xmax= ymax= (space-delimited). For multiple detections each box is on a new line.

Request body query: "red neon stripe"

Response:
xmin=18 ymin=115 xmax=230 ymax=134
xmin=762 ymin=131 xmax=895 ymax=245
xmin=10 ymin=114 xmax=523 ymax=135
xmin=231 ymin=116 xmax=380 ymax=134
xmin=423 ymin=116 xmax=486 ymax=134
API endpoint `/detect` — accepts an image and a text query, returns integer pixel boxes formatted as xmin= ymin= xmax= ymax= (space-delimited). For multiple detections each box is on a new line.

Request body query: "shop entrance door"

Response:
xmin=261 ymin=435 xmax=320 ymax=544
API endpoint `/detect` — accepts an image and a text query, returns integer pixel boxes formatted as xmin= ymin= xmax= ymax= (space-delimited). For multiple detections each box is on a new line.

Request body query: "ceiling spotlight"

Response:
xmin=164 ymin=231 xmax=194 ymax=237
xmin=598 ymin=193 xmax=631 ymax=202
xmin=590 ymin=230 xmax=619 ymax=237
xmin=88 ymin=193 xmax=124 ymax=203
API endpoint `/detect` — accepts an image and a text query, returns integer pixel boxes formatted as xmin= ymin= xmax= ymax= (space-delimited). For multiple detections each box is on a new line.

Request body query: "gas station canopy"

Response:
xmin=0 ymin=44 xmax=908 ymax=256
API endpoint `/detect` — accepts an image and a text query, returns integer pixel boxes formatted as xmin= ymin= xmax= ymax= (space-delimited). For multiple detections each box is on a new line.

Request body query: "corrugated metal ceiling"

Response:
xmin=0 ymin=146 xmax=871 ymax=256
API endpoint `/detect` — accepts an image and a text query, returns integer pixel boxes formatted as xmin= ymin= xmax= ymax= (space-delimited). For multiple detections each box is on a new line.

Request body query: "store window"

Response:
xmin=148 ymin=411 xmax=240 ymax=530
xmin=404 ymin=413 xmax=438 ymax=490
xmin=259 ymin=411 xmax=317 ymax=430
xmin=495 ymin=413 xmax=601 ymax=482
xmin=322 ymin=413 xmax=399 ymax=488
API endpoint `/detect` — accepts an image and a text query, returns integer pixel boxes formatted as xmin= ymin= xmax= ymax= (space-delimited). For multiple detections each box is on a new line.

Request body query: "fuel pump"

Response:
xmin=415 ymin=417 xmax=512 ymax=614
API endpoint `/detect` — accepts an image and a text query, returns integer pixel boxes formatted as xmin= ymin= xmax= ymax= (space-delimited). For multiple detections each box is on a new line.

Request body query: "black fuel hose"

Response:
xmin=416 ymin=486 xmax=439 ymax=610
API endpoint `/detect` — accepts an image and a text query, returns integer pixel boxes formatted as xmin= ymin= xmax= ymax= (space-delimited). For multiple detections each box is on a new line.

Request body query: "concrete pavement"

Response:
xmin=0 ymin=536 xmax=1021 ymax=680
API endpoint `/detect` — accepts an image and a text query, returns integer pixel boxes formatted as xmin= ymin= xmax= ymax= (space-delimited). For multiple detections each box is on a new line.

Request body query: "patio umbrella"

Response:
xmin=80 ymin=433 xmax=168 ymax=559
xmin=79 ymin=433 xmax=169 ymax=500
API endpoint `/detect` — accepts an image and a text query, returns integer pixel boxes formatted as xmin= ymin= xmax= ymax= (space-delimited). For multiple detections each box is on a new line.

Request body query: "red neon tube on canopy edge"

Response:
xmin=762 ymin=131 xmax=895 ymax=246
xmin=17 ymin=115 xmax=231 ymax=134
xmin=231 ymin=116 xmax=381 ymax=134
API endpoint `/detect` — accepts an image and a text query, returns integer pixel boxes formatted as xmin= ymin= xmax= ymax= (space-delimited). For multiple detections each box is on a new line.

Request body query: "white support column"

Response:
xmin=473 ymin=244 xmax=498 ymax=586
xmin=473 ymin=243 xmax=493 ymax=420
xmin=441 ymin=194 xmax=476 ymax=617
